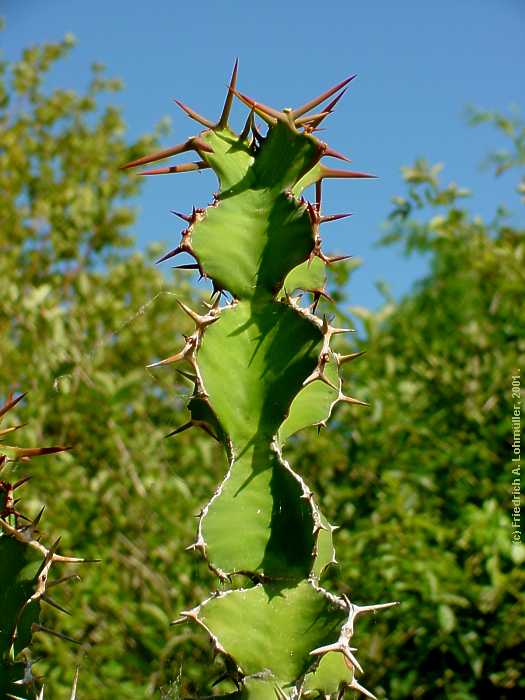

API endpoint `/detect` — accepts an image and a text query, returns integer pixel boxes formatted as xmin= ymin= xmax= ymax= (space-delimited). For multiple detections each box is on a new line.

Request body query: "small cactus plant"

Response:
xmin=0 ymin=392 xmax=84 ymax=699
xmin=125 ymin=64 xmax=397 ymax=700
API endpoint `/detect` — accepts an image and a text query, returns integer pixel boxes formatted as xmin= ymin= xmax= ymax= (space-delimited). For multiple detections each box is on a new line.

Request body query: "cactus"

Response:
xmin=126 ymin=65 xmax=397 ymax=700
xmin=0 ymin=392 xmax=85 ymax=699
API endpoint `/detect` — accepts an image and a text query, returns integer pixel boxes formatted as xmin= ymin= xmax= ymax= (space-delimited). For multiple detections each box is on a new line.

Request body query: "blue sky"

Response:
xmin=4 ymin=0 xmax=524 ymax=309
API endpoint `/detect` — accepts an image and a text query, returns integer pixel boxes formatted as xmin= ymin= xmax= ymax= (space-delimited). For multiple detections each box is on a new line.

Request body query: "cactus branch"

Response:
xmin=131 ymin=65 xmax=396 ymax=700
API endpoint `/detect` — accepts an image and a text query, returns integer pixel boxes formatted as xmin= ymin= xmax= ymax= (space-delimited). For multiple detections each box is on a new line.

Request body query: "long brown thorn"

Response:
xmin=217 ymin=58 xmax=239 ymax=128
xmin=174 ymin=100 xmax=215 ymax=129
xmin=292 ymin=75 xmax=356 ymax=119
xmin=138 ymin=161 xmax=210 ymax=176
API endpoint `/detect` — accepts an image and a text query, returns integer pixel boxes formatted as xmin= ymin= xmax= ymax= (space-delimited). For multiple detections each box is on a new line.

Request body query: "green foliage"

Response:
xmin=2 ymin=28 xmax=523 ymax=700
xmin=133 ymin=68 xmax=395 ymax=699
xmin=466 ymin=105 xmax=525 ymax=202
xmin=0 ymin=33 xmax=222 ymax=698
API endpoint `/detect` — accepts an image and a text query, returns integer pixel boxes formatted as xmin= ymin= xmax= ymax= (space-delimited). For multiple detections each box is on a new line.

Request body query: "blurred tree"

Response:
xmin=0 ymin=32 xmax=225 ymax=698
xmin=294 ymin=112 xmax=525 ymax=699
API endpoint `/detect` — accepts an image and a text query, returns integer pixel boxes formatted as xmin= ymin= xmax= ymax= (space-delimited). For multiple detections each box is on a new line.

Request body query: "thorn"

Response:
xmin=192 ymin=136 xmax=215 ymax=154
xmin=47 ymin=574 xmax=81 ymax=589
xmin=339 ymin=395 xmax=369 ymax=407
xmin=0 ymin=392 xmax=26 ymax=420
xmin=70 ymin=668 xmax=79 ymax=700
xmin=315 ymin=180 xmax=322 ymax=211
xmin=172 ymin=263 xmax=200 ymax=270
xmin=210 ymin=281 xmax=223 ymax=300
xmin=176 ymin=299 xmax=202 ymax=324
xmin=64 ymin=555 xmax=100 ymax=564
xmin=354 ymin=601 xmax=400 ymax=615
xmin=295 ymin=110 xmax=331 ymax=127
xmin=307 ymin=89 xmax=349 ymax=131
xmin=176 ymin=368 xmax=198 ymax=382
xmin=320 ymin=167 xmax=377 ymax=180
xmin=217 ymin=58 xmax=239 ymax=128
xmin=251 ymin=118 xmax=265 ymax=144
xmin=274 ymin=686 xmax=288 ymax=700
xmin=120 ymin=138 xmax=213 ymax=170
xmin=165 ymin=422 xmax=193 ymax=438
xmin=12 ymin=475 xmax=31 ymax=490
xmin=240 ymin=108 xmax=255 ymax=141
xmin=320 ymin=88 xmax=348 ymax=114
xmin=320 ymin=252 xmax=352 ymax=265
xmin=306 ymin=200 xmax=320 ymax=224
xmin=230 ymin=88 xmax=279 ymax=125
xmin=43 ymin=536 xmax=60 ymax=568
xmin=310 ymin=642 xmax=341 ymax=656
xmin=138 ymin=161 xmax=210 ymax=176
xmin=303 ymin=368 xmax=338 ymax=390
xmin=147 ymin=349 xmax=186 ymax=368
xmin=42 ymin=595 xmax=72 ymax=616
xmin=337 ymin=351 xmax=365 ymax=364
xmin=171 ymin=210 xmax=192 ymax=223
xmin=341 ymin=646 xmax=364 ymax=674
xmin=314 ymin=288 xmax=335 ymax=304
xmin=31 ymin=623 xmax=80 ymax=645
xmin=10 ymin=445 xmax=71 ymax=459
xmin=177 ymin=299 xmax=219 ymax=329
xmin=212 ymin=672 xmax=231 ymax=688
xmin=170 ymin=617 xmax=187 ymax=626
xmin=349 ymin=678 xmax=376 ymax=700
xmin=0 ymin=423 xmax=25 ymax=438
xmin=13 ymin=511 xmax=30 ymax=523
xmin=32 ymin=506 xmax=46 ymax=528
xmin=174 ymin=99 xmax=215 ymax=129
xmin=199 ymin=423 xmax=220 ymax=442
xmin=36 ymin=539 xmax=62 ymax=577
xmin=292 ymin=75 xmax=356 ymax=119
xmin=320 ymin=213 xmax=352 ymax=223
xmin=156 ymin=246 xmax=184 ymax=264
xmin=323 ymin=147 xmax=351 ymax=163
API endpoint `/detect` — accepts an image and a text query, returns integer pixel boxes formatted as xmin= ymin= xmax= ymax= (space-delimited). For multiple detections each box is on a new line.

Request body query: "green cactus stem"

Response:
xmin=0 ymin=392 xmax=86 ymax=699
xmin=129 ymin=63 xmax=398 ymax=700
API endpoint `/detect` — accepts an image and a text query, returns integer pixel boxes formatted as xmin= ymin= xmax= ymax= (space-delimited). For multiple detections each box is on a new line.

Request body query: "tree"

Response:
xmin=0 ymin=33 xmax=224 ymax=698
